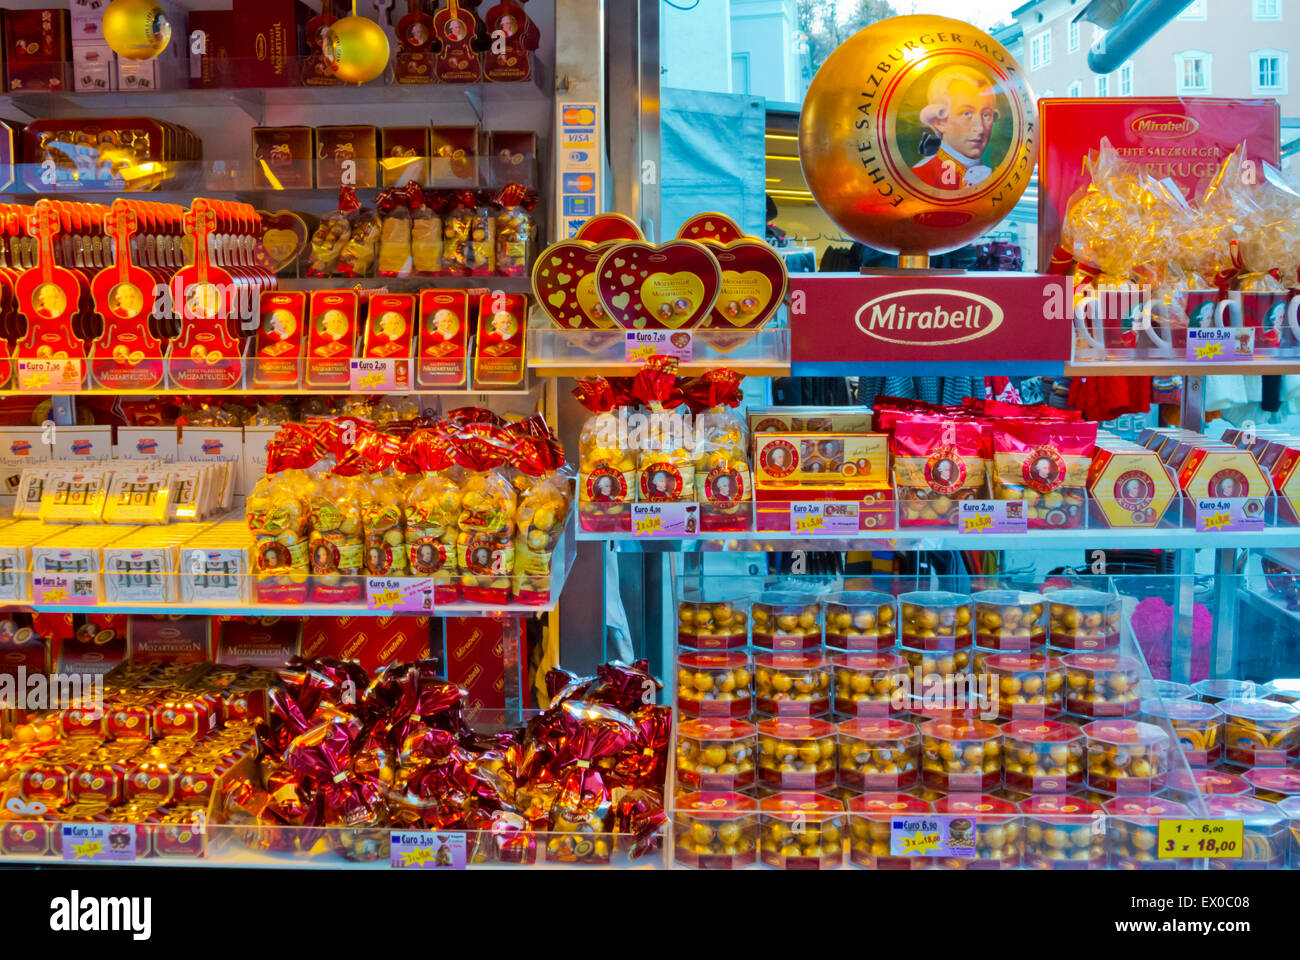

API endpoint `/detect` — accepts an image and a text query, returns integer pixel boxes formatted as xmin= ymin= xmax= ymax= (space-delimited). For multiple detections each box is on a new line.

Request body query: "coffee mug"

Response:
xmin=1216 ymin=290 xmax=1286 ymax=349
xmin=1074 ymin=290 xmax=1169 ymax=357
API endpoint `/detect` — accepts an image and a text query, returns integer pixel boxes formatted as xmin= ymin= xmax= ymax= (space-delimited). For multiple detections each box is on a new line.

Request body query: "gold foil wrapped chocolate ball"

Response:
xmin=102 ymin=0 xmax=172 ymax=61
xmin=798 ymin=15 xmax=1037 ymax=261
xmin=324 ymin=15 xmax=392 ymax=84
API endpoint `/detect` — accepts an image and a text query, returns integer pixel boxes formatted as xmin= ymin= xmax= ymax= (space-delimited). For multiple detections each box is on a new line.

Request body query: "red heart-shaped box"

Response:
xmin=595 ymin=239 xmax=721 ymax=330
xmin=676 ymin=212 xmax=745 ymax=245
xmin=704 ymin=238 xmax=788 ymax=330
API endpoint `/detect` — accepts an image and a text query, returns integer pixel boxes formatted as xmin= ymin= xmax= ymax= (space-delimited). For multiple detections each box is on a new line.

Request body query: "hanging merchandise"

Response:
xmin=101 ymin=0 xmax=172 ymax=61
xmin=323 ymin=3 xmax=392 ymax=85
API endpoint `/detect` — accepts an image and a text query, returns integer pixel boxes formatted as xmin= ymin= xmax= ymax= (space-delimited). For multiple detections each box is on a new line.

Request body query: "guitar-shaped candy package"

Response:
xmin=165 ymin=198 xmax=244 ymax=390
xmin=90 ymin=198 xmax=165 ymax=390
xmin=14 ymin=200 xmax=84 ymax=391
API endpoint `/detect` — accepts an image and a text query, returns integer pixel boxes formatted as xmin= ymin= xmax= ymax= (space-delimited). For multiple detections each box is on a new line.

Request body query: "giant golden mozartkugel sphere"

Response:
xmin=324 ymin=15 xmax=391 ymax=84
xmin=102 ymin=0 xmax=171 ymax=61
xmin=799 ymin=15 xmax=1037 ymax=259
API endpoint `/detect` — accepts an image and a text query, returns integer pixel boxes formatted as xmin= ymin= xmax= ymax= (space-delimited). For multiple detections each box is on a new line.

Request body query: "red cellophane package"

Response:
xmin=991 ymin=419 xmax=1098 ymax=530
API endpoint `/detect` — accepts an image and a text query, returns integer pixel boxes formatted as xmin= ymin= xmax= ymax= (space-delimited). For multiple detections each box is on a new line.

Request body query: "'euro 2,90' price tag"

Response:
xmin=958 ymin=500 xmax=1027 ymax=535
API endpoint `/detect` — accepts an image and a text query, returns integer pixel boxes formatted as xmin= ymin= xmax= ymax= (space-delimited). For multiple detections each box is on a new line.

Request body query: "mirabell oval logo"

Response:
xmin=854 ymin=289 xmax=1004 ymax=346
xmin=1130 ymin=113 xmax=1199 ymax=139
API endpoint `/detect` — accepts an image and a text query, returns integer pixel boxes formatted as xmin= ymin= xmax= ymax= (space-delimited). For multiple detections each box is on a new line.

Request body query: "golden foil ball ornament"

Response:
xmin=798 ymin=15 xmax=1037 ymax=262
xmin=102 ymin=0 xmax=172 ymax=61
xmin=324 ymin=15 xmax=391 ymax=84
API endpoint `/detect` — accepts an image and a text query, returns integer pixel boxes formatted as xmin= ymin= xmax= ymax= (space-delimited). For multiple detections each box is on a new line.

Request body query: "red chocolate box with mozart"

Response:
xmin=1038 ymin=97 xmax=1281 ymax=270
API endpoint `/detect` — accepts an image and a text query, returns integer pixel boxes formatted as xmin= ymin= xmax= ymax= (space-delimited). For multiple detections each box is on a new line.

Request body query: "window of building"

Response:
xmin=1096 ymin=74 xmax=1109 ymax=96
xmin=1120 ymin=61 xmax=1134 ymax=95
xmin=1175 ymin=51 xmax=1212 ymax=93
xmin=1179 ymin=0 xmax=1207 ymax=19
xmin=1030 ymin=30 xmax=1052 ymax=70
xmin=1252 ymin=49 xmax=1288 ymax=93
xmin=1068 ymin=19 xmax=1080 ymax=52
xmin=731 ymin=54 xmax=750 ymax=95
xmin=1068 ymin=80 xmax=1083 ymax=97
xmin=1253 ymin=0 xmax=1281 ymax=20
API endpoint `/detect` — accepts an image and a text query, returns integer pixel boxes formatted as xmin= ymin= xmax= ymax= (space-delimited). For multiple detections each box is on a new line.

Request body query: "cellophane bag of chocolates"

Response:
xmin=441 ymin=190 xmax=477 ymax=276
xmin=894 ymin=416 xmax=987 ymax=527
xmin=992 ymin=419 xmax=1098 ymax=529
xmin=307 ymin=187 xmax=363 ymax=277
xmin=412 ymin=189 xmax=443 ymax=276
xmin=494 ymin=184 xmax=537 ymax=278
xmin=247 ymin=423 xmax=320 ymax=603
xmin=684 ymin=369 xmax=750 ymax=532
xmin=574 ymin=375 xmax=638 ymax=533
xmin=347 ymin=432 xmax=408 ymax=578
xmin=634 ymin=359 xmax=693 ymax=504
xmin=376 ymin=183 xmax=416 ymax=277
xmin=307 ymin=421 xmax=370 ymax=603
xmin=509 ymin=415 xmax=573 ymax=605
xmin=452 ymin=419 xmax=518 ymax=605
xmin=397 ymin=426 xmax=462 ymax=604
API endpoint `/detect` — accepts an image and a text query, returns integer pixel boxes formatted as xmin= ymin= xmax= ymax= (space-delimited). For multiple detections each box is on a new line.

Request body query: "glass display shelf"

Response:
xmin=0 ymin=356 xmax=536 ymax=396
xmin=578 ymin=494 xmax=1299 ymax=551
xmin=0 ymin=59 xmax=551 ymax=125
xmin=528 ymin=326 xmax=791 ymax=378
xmin=586 ymin=526 xmax=1300 ymax=552
xmin=0 ymin=820 xmax=663 ymax=869
xmin=0 ymin=506 xmax=575 ymax=618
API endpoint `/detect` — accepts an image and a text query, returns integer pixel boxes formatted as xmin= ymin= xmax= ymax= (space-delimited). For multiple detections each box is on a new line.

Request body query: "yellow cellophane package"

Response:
xmin=456 ymin=469 xmax=516 ymax=605
xmin=307 ymin=471 xmax=366 ymax=603
xmin=513 ymin=470 xmax=572 ymax=604
xmin=694 ymin=411 xmax=750 ymax=533
xmin=364 ymin=471 xmax=409 ymax=577
xmin=247 ymin=466 xmax=311 ymax=604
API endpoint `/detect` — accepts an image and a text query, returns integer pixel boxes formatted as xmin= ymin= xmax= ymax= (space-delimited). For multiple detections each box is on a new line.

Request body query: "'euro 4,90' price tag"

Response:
xmin=1194 ymin=498 xmax=1265 ymax=533
xmin=630 ymin=502 xmax=698 ymax=537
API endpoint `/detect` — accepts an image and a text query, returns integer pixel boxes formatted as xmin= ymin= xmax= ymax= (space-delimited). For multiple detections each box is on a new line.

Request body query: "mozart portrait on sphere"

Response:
xmin=910 ymin=66 xmax=1001 ymax=192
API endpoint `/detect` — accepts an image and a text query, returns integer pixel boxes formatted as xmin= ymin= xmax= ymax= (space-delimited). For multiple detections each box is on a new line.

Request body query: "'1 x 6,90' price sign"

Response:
xmin=1156 ymin=819 xmax=1243 ymax=859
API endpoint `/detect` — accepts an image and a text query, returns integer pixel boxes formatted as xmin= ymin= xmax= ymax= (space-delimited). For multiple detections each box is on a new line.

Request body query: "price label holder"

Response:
xmin=889 ymin=816 xmax=975 ymax=859
xmin=1194 ymin=498 xmax=1265 ymax=533
xmin=390 ymin=830 xmax=466 ymax=869
xmin=1156 ymin=819 xmax=1244 ymax=859
xmin=349 ymin=358 xmax=404 ymax=391
xmin=630 ymin=502 xmax=699 ymax=537
xmin=790 ymin=502 xmax=859 ymax=536
xmin=958 ymin=500 xmax=1027 ymax=535
xmin=366 ymin=577 xmax=438 ymax=613
xmin=626 ymin=330 xmax=692 ymax=364
xmin=1187 ymin=328 xmax=1253 ymax=362
xmin=18 ymin=358 xmax=82 ymax=392
xmin=62 ymin=823 xmax=136 ymax=862
xmin=33 ymin=572 xmax=91 ymax=606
